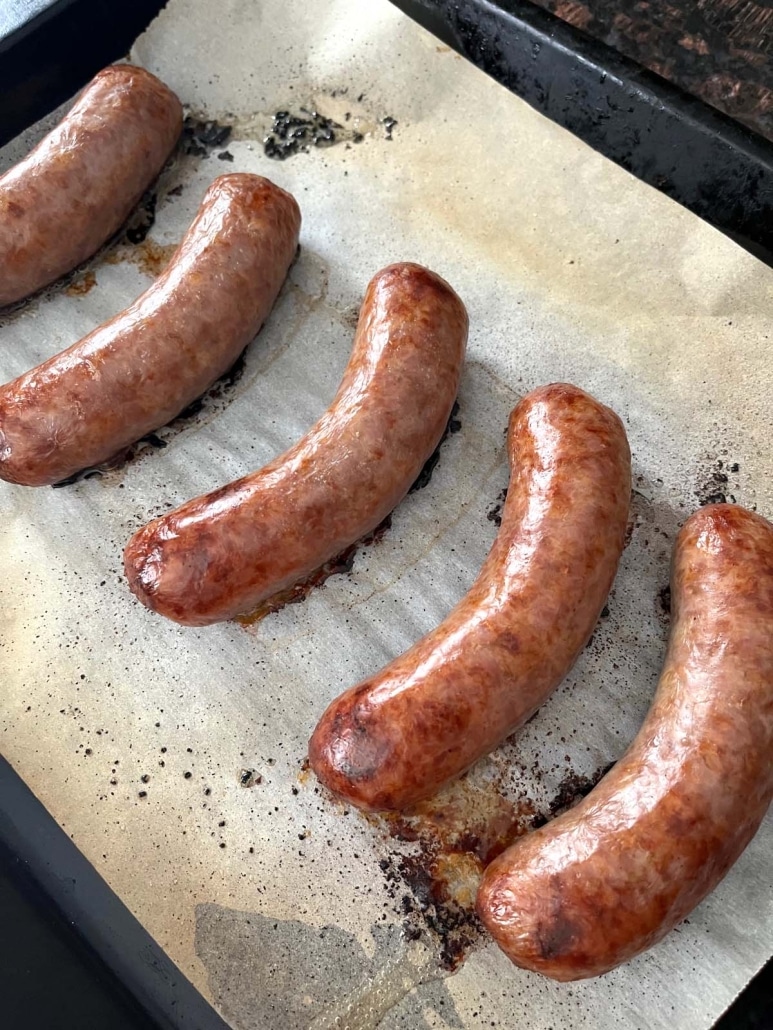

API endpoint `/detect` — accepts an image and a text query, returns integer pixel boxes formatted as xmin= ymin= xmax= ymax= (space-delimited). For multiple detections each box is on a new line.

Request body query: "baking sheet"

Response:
xmin=1 ymin=1 xmax=772 ymax=1027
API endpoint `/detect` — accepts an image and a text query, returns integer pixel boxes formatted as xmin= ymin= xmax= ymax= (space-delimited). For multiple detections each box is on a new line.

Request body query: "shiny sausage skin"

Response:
xmin=477 ymin=504 xmax=773 ymax=981
xmin=309 ymin=384 xmax=632 ymax=811
xmin=123 ymin=263 xmax=468 ymax=626
xmin=0 ymin=65 xmax=182 ymax=307
xmin=0 ymin=174 xmax=301 ymax=487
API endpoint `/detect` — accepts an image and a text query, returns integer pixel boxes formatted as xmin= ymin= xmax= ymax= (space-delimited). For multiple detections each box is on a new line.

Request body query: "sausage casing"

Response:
xmin=477 ymin=504 xmax=773 ymax=980
xmin=0 ymin=65 xmax=182 ymax=307
xmin=0 ymin=174 xmax=301 ymax=486
xmin=123 ymin=263 xmax=468 ymax=626
xmin=309 ymin=383 xmax=632 ymax=810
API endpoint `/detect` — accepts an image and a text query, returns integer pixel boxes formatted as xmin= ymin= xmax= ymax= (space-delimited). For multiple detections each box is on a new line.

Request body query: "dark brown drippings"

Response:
xmin=51 ymin=349 xmax=249 ymax=488
xmin=383 ymin=778 xmax=539 ymax=866
xmin=235 ymin=515 xmax=393 ymax=626
xmin=378 ymin=848 xmax=482 ymax=971
xmin=371 ymin=761 xmax=616 ymax=971
xmin=104 ymin=238 xmax=179 ymax=277
xmin=486 ymin=487 xmax=508 ymax=527
xmin=236 ymin=400 xmax=461 ymax=623
xmin=408 ymin=400 xmax=461 ymax=494
xmin=123 ymin=190 xmax=158 ymax=245
xmin=64 ymin=270 xmax=98 ymax=296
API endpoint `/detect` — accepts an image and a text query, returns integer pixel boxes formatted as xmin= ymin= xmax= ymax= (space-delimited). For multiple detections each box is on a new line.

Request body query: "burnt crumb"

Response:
xmin=140 ymin=774 xmax=150 ymax=784
xmin=377 ymin=851 xmax=482 ymax=971
xmin=382 ymin=116 xmax=398 ymax=140
xmin=182 ymin=117 xmax=233 ymax=157
xmin=141 ymin=433 xmax=168 ymax=450
xmin=184 ymin=771 xmax=193 ymax=780
xmin=548 ymin=764 xmax=615 ymax=818
xmin=409 ymin=400 xmax=461 ymax=494
xmin=138 ymin=791 xmax=147 ymax=799
xmin=217 ymin=150 xmax=235 ymax=162
xmin=264 ymin=109 xmax=343 ymax=160
xmin=600 ymin=605 xmax=610 ymax=618
xmin=239 ymin=769 xmax=258 ymax=787
xmin=395 ymin=852 xmax=482 ymax=970
xmin=167 ymin=184 xmax=184 ymax=197
xmin=696 ymin=460 xmax=740 ymax=507
xmin=263 ymin=103 xmax=387 ymax=159
xmin=487 ymin=488 xmax=508 ymax=527
xmin=123 ymin=191 xmax=158 ymax=245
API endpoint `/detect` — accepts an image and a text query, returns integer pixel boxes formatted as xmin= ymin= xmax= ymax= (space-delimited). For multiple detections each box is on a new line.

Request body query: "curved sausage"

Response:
xmin=123 ymin=262 xmax=468 ymax=626
xmin=0 ymin=65 xmax=182 ymax=307
xmin=309 ymin=383 xmax=632 ymax=811
xmin=0 ymin=174 xmax=301 ymax=486
xmin=477 ymin=503 xmax=773 ymax=981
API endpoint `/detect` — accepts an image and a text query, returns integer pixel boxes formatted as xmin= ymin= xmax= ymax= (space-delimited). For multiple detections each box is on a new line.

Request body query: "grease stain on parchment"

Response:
xmin=195 ymin=906 xmax=461 ymax=1030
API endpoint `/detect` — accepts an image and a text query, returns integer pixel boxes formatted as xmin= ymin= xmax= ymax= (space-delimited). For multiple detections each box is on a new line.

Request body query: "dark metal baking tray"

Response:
xmin=0 ymin=0 xmax=166 ymax=148
xmin=0 ymin=755 xmax=229 ymax=1030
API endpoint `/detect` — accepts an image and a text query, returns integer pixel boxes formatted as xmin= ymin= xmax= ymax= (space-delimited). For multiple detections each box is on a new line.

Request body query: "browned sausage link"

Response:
xmin=477 ymin=503 xmax=773 ymax=981
xmin=0 ymin=65 xmax=182 ymax=307
xmin=123 ymin=263 xmax=468 ymax=627
xmin=309 ymin=384 xmax=631 ymax=811
xmin=0 ymin=174 xmax=301 ymax=487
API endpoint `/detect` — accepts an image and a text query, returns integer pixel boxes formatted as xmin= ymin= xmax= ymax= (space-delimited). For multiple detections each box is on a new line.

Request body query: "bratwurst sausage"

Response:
xmin=0 ymin=65 xmax=182 ymax=307
xmin=309 ymin=384 xmax=631 ymax=811
xmin=123 ymin=263 xmax=468 ymax=626
xmin=0 ymin=174 xmax=301 ymax=486
xmin=477 ymin=503 xmax=773 ymax=980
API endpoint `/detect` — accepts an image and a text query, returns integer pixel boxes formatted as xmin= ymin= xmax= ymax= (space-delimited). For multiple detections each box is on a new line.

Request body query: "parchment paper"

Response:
xmin=1 ymin=1 xmax=772 ymax=1027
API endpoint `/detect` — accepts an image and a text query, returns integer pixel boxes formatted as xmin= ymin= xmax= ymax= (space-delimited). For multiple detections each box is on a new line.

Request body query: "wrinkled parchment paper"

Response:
xmin=1 ymin=1 xmax=772 ymax=1027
